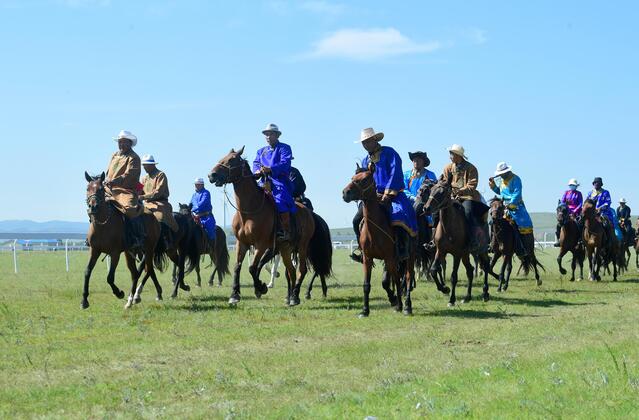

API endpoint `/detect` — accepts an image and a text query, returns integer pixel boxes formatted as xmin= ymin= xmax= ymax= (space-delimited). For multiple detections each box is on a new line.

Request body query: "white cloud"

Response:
xmin=302 ymin=28 xmax=442 ymax=60
xmin=300 ymin=1 xmax=345 ymax=15
xmin=467 ymin=28 xmax=488 ymax=45
xmin=58 ymin=0 xmax=111 ymax=7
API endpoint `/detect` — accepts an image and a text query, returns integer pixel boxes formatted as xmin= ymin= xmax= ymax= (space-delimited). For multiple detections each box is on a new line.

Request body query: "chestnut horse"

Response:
xmin=582 ymin=199 xmax=618 ymax=281
xmin=488 ymin=198 xmax=516 ymax=292
xmin=342 ymin=164 xmax=414 ymax=316
xmin=209 ymin=147 xmax=327 ymax=306
xmin=423 ymin=179 xmax=498 ymax=306
xmin=83 ymin=171 xmax=166 ymax=309
xmin=556 ymin=203 xmax=585 ymax=281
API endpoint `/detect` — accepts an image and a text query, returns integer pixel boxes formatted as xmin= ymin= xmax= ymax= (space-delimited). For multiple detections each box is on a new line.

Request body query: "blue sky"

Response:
xmin=1 ymin=0 xmax=637 ymax=228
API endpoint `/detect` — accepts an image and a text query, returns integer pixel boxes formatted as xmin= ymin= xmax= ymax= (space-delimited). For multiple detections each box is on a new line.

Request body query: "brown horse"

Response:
xmin=488 ymin=198 xmax=516 ymax=292
xmin=176 ymin=203 xmax=230 ymax=287
xmin=582 ymin=199 xmax=617 ymax=281
xmin=556 ymin=203 xmax=585 ymax=281
xmin=342 ymin=164 xmax=415 ymax=316
xmin=208 ymin=147 xmax=321 ymax=306
xmin=423 ymin=179 xmax=497 ymax=306
xmin=83 ymin=171 xmax=165 ymax=309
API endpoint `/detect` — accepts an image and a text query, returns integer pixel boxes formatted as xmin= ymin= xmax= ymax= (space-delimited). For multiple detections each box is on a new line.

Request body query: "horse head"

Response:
xmin=178 ymin=202 xmax=192 ymax=216
xmin=489 ymin=197 xmax=505 ymax=220
xmin=342 ymin=164 xmax=377 ymax=203
xmin=556 ymin=202 xmax=569 ymax=225
xmin=209 ymin=146 xmax=247 ymax=186
xmin=582 ymin=198 xmax=596 ymax=220
xmin=414 ymin=179 xmax=436 ymax=215
xmin=423 ymin=179 xmax=452 ymax=214
xmin=84 ymin=171 xmax=106 ymax=215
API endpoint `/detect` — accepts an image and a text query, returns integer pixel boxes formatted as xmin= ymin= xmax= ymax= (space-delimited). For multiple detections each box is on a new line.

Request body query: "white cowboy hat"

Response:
xmin=568 ymin=178 xmax=579 ymax=186
xmin=620 ymin=197 xmax=627 ymax=204
xmin=194 ymin=177 xmax=205 ymax=184
xmin=355 ymin=127 xmax=384 ymax=143
xmin=447 ymin=144 xmax=467 ymax=160
xmin=262 ymin=123 xmax=281 ymax=135
xmin=113 ymin=130 xmax=137 ymax=146
xmin=494 ymin=161 xmax=513 ymax=177
xmin=141 ymin=154 xmax=158 ymax=165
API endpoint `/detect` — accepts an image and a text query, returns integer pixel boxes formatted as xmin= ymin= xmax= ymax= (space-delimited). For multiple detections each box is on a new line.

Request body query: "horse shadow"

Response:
xmin=489 ymin=295 xmax=602 ymax=308
xmin=305 ymin=294 xmax=391 ymax=311
xmin=423 ymin=308 xmax=539 ymax=320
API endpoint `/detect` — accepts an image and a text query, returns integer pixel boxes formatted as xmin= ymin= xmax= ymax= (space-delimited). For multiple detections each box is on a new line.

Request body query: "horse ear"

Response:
xmin=369 ymin=162 xmax=376 ymax=174
xmin=84 ymin=171 xmax=92 ymax=182
xmin=189 ymin=203 xmax=193 ymax=210
xmin=237 ymin=145 xmax=245 ymax=156
xmin=230 ymin=148 xmax=235 ymax=154
xmin=100 ymin=172 xmax=105 ymax=182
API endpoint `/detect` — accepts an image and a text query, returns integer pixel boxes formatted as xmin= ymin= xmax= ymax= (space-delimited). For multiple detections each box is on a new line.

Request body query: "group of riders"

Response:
xmin=101 ymin=125 xmax=633 ymax=263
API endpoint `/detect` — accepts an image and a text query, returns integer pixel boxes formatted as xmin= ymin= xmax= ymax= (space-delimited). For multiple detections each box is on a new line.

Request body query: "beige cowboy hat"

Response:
xmin=113 ymin=130 xmax=137 ymax=147
xmin=568 ymin=178 xmax=579 ymax=186
xmin=141 ymin=154 xmax=158 ymax=165
xmin=355 ymin=127 xmax=384 ymax=143
xmin=262 ymin=123 xmax=281 ymax=135
xmin=447 ymin=144 xmax=467 ymax=160
xmin=494 ymin=161 xmax=513 ymax=177
xmin=194 ymin=177 xmax=205 ymax=185
xmin=620 ymin=197 xmax=627 ymax=204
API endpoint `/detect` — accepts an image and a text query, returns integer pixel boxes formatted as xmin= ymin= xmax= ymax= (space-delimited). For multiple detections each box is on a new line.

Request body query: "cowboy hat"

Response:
xmin=262 ymin=123 xmax=281 ymax=135
xmin=447 ymin=144 xmax=467 ymax=160
xmin=141 ymin=154 xmax=158 ymax=165
xmin=568 ymin=178 xmax=579 ymax=186
xmin=494 ymin=161 xmax=513 ymax=177
xmin=113 ymin=130 xmax=137 ymax=147
xmin=620 ymin=197 xmax=627 ymax=204
xmin=408 ymin=151 xmax=430 ymax=167
xmin=592 ymin=177 xmax=603 ymax=185
xmin=355 ymin=127 xmax=384 ymax=143
xmin=194 ymin=177 xmax=205 ymax=184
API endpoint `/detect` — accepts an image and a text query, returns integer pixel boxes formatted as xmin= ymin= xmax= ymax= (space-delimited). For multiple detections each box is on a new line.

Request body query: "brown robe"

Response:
xmin=141 ymin=169 xmax=178 ymax=232
xmin=106 ymin=150 xmax=142 ymax=218
xmin=441 ymin=160 xmax=482 ymax=202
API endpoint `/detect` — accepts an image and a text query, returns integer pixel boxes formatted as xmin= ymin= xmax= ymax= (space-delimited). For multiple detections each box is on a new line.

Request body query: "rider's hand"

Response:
xmin=488 ymin=177 xmax=496 ymax=189
xmin=380 ymin=193 xmax=392 ymax=204
xmin=261 ymin=166 xmax=272 ymax=175
xmin=507 ymin=203 xmax=517 ymax=210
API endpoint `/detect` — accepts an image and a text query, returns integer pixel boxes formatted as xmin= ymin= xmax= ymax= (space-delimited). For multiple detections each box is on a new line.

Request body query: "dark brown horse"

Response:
xmin=176 ymin=203 xmax=230 ymax=287
xmin=209 ymin=147 xmax=327 ymax=306
xmin=83 ymin=171 xmax=166 ymax=309
xmin=556 ymin=203 xmax=585 ymax=281
xmin=489 ymin=198 xmax=516 ymax=291
xmin=423 ymin=179 xmax=498 ymax=306
xmin=342 ymin=164 xmax=415 ymax=316
xmin=582 ymin=199 xmax=617 ymax=281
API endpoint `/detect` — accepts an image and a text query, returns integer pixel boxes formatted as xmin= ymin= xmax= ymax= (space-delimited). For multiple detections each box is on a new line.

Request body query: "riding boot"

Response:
xmin=124 ymin=216 xmax=144 ymax=251
xmin=394 ymin=227 xmax=409 ymax=262
xmin=554 ymin=224 xmax=561 ymax=247
xmin=514 ymin=229 xmax=528 ymax=257
xmin=277 ymin=212 xmax=291 ymax=242
xmin=350 ymin=204 xmax=364 ymax=263
xmin=161 ymin=223 xmax=174 ymax=250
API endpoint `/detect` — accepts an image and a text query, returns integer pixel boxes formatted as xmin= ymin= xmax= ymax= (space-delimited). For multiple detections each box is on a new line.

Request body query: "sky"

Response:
xmin=0 ymin=0 xmax=637 ymax=228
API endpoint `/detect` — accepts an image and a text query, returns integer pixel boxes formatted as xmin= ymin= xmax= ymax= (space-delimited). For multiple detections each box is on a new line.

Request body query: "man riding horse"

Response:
xmin=252 ymin=123 xmax=296 ymax=242
xmin=404 ymin=151 xmax=437 ymax=228
xmin=488 ymin=162 xmax=531 ymax=257
xmin=104 ymin=130 xmax=145 ymax=250
xmin=140 ymin=154 xmax=179 ymax=249
xmin=617 ymin=198 xmax=632 ymax=235
xmin=554 ymin=178 xmax=583 ymax=247
xmin=351 ymin=127 xmax=418 ymax=262
xmin=587 ymin=177 xmax=623 ymax=242
xmin=441 ymin=144 xmax=489 ymax=253
xmin=190 ymin=177 xmax=217 ymax=242
xmin=289 ymin=166 xmax=314 ymax=210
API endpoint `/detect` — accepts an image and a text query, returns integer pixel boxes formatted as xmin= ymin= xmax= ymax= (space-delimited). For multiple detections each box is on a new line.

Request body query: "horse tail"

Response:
xmin=213 ymin=226 xmax=230 ymax=281
xmin=153 ymin=226 xmax=169 ymax=273
xmin=307 ymin=211 xmax=333 ymax=279
xmin=518 ymin=234 xmax=545 ymax=276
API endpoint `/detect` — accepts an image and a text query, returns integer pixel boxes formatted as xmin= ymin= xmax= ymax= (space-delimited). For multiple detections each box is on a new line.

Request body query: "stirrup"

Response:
xmin=350 ymin=249 xmax=363 ymax=263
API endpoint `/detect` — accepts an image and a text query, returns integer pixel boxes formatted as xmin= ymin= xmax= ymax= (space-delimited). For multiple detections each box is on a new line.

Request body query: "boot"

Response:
xmin=127 ymin=215 xmax=146 ymax=251
xmin=394 ymin=227 xmax=409 ymax=261
xmin=350 ymin=248 xmax=363 ymax=263
xmin=553 ymin=224 xmax=561 ymax=247
xmin=514 ymin=230 xmax=528 ymax=257
xmin=277 ymin=212 xmax=291 ymax=242
xmin=161 ymin=223 xmax=174 ymax=250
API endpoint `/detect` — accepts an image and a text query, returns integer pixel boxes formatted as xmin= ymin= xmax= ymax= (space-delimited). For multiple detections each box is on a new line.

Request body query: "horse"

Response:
xmin=413 ymin=180 xmax=449 ymax=295
xmin=422 ymin=179 xmax=499 ymax=306
xmin=83 ymin=171 xmax=166 ymax=309
xmin=555 ymin=203 xmax=585 ymax=281
xmin=342 ymin=163 xmax=415 ymax=316
xmin=582 ymin=199 xmax=619 ymax=281
xmin=209 ymin=147 xmax=331 ymax=306
xmin=176 ymin=203 xmax=230 ymax=287
xmin=488 ymin=198 xmax=516 ymax=291
xmin=620 ymin=222 xmax=636 ymax=267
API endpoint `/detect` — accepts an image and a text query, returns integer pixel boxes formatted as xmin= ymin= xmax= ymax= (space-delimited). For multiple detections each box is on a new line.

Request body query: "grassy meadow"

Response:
xmin=1 ymin=247 xmax=639 ymax=418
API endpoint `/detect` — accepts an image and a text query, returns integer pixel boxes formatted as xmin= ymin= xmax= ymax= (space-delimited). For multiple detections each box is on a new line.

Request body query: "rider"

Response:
xmin=617 ymin=198 xmax=632 ymax=234
xmin=488 ymin=162 xmax=532 ymax=256
xmin=289 ymin=166 xmax=313 ymax=210
xmin=554 ymin=178 xmax=583 ymax=246
xmin=190 ymin=177 xmax=217 ymax=242
xmin=140 ymin=154 xmax=179 ymax=249
xmin=252 ymin=123 xmax=296 ymax=242
xmin=404 ymin=151 xmax=438 ymax=233
xmin=104 ymin=130 xmax=145 ymax=250
xmin=586 ymin=177 xmax=623 ymax=242
xmin=351 ymin=127 xmax=418 ymax=262
xmin=441 ymin=144 xmax=488 ymax=252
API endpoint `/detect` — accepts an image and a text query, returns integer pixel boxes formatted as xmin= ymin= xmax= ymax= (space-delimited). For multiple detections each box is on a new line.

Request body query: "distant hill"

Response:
xmin=0 ymin=220 xmax=89 ymax=234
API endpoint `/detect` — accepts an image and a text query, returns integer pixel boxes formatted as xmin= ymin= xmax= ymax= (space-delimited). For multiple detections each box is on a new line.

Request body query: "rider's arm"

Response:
xmin=110 ymin=155 xmax=141 ymax=189
xmin=142 ymin=173 xmax=169 ymax=201
xmin=382 ymin=149 xmax=400 ymax=195
xmin=457 ymin=164 xmax=478 ymax=196
xmin=252 ymin=149 xmax=263 ymax=173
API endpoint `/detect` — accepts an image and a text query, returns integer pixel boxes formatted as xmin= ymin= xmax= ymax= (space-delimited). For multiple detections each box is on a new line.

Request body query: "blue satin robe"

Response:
xmin=253 ymin=142 xmax=296 ymax=213
xmin=490 ymin=174 xmax=533 ymax=234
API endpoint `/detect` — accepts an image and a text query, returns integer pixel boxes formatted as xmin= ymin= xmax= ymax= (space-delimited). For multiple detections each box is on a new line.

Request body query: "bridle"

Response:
xmin=426 ymin=185 xmax=451 ymax=212
xmin=86 ymin=184 xmax=112 ymax=225
xmin=350 ymin=175 xmax=377 ymax=199
xmin=214 ymin=157 xmax=253 ymax=184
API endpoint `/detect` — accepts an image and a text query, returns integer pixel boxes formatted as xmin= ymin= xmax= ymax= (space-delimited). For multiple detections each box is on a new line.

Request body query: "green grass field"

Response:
xmin=1 ymin=248 xmax=639 ymax=419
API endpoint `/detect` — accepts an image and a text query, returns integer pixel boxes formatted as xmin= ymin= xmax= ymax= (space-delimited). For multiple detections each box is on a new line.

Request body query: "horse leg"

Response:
xmin=124 ymin=252 xmax=141 ymax=309
xmin=359 ymin=257 xmax=373 ymax=317
xmin=557 ymin=248 xmax=568 ymax=276
xmin=171 ymin=263 xmax=178 ymax=285
xmin=267 ymin=253 xmax=281 ymax=288
xmin=81 ymin=249 xmax=100 ymax=309
xmin=448 ymin=256 xmax=461 ymax=307
xmin=587 ymin=248 xmax=595 ymax=281
xmin=381 ymin=267 xmax=399 ymax=307
xmin=502 ymin=254 xmax=512 ymax=291
xmin=194 ymin=262 xmax=201 ymax=288
xmin=306 ymin=272 xmax=316 ymax=300
xmin=462 ymin=254 xmax=474 ymax=303
xmin=320 ymin=275 xmax=328 ymax=298
xmin=106 ymin=252 xmax=125 ymax=300
xmin=497 ymin=255 xmax=506 ymax=292
xmin=248 ymin=247 xmax=269 ymax=300
xmin=134 ymin=272 xmax=150 ymax=304
xmin=594 ymin=248 xmax=601 ymax=281
xmin=291 ymin=248 xmax=310 ymax=306
xmin=569 ymin=251 xmax=577 ymax=282
xmin=280 ymin=250 xmax=296 ymax=306
xmin=229 ymin=242 xmax=248 ymax=304
xmin=403 ymin=260 xmax=414 ymax=315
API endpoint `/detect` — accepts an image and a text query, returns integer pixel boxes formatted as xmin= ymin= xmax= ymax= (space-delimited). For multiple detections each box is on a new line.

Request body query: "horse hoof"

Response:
xmin=267 ymin=283 xmax=274 ymax=289
xmin=447 ymin=302 xmax=456 ymax=307
xmin=462 ymin=297 xmax=471 ymax=304
xmin=134 ymin=296 xmax=141 ymax=304
xmin=170 ymin=294 xmax=177 ymax=299
xmin=403 ymin=308 xmax=413 ymax=316
xmin=260 ymin=283 xmax=269 ymax=295
xmin=497 ymin=288 xmax=502 ymax=293
xmin=569 ymin=278 xmax=575 ymax=282
xmin=305 ymin=293 xmax=311 ymax=300
xmin=81 ymin=300 xmax=89 ymax=309
xmin=358 ymin=311 xmax=370 ymax=318
xmin=536 ymin=279 xmax=542 ymax=286
xmin=156 ymin=296 xmax=163 ymax=301
xmin=389 ymin=296 xmax=399 ymax=307
xmin=483 ymin=294 xmax=490 ymax=302
xmin=180 ymin=284 xmax=191 ymax=292
xmin=442 ymin=286 xmax=451 ymax=295
xmin=228 ymin=296 xmax=240 ymax=305
xmin=289 ymin=296 xmax=301 ymax=306
xmin=115 ymin=290 xmax=125 ymax=299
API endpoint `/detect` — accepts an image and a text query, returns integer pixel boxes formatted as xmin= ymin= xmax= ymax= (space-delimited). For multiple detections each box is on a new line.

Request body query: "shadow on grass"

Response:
xmin=620 ymin=278 xmax=639 ymax=283
xmin=305 ymin=295 xmax=394 ymax=311
xmin=424 ymin=308 xmax=541 ymax=319
xmin=552 ymin=288 xmax=621 ymax=294
xmin=490 ymin=295 xmax=603 ymax=308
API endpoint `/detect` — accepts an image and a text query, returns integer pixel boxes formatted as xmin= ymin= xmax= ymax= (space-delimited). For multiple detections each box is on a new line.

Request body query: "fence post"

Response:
xmin=13 ymin=239 xmax=18 ymax=274
xmin=65 ymin=239 xmax=70 ymax=272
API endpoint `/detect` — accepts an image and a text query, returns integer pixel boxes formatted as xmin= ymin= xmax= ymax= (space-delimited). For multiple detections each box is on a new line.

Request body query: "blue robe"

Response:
xmin=404 ymin=168 xmax=437 ymax=226
xmin=490 ymin=174 xmax=533 ymax=234
xmin=587 ymin=189 xmax=623 ymax=241
xmin=362 ymin=146 xmax=418 ymax=236
xmin=253 ymin=142 xmax=296 ymax=213
xmin=190 ymin=188 xmax=216 ymax=241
